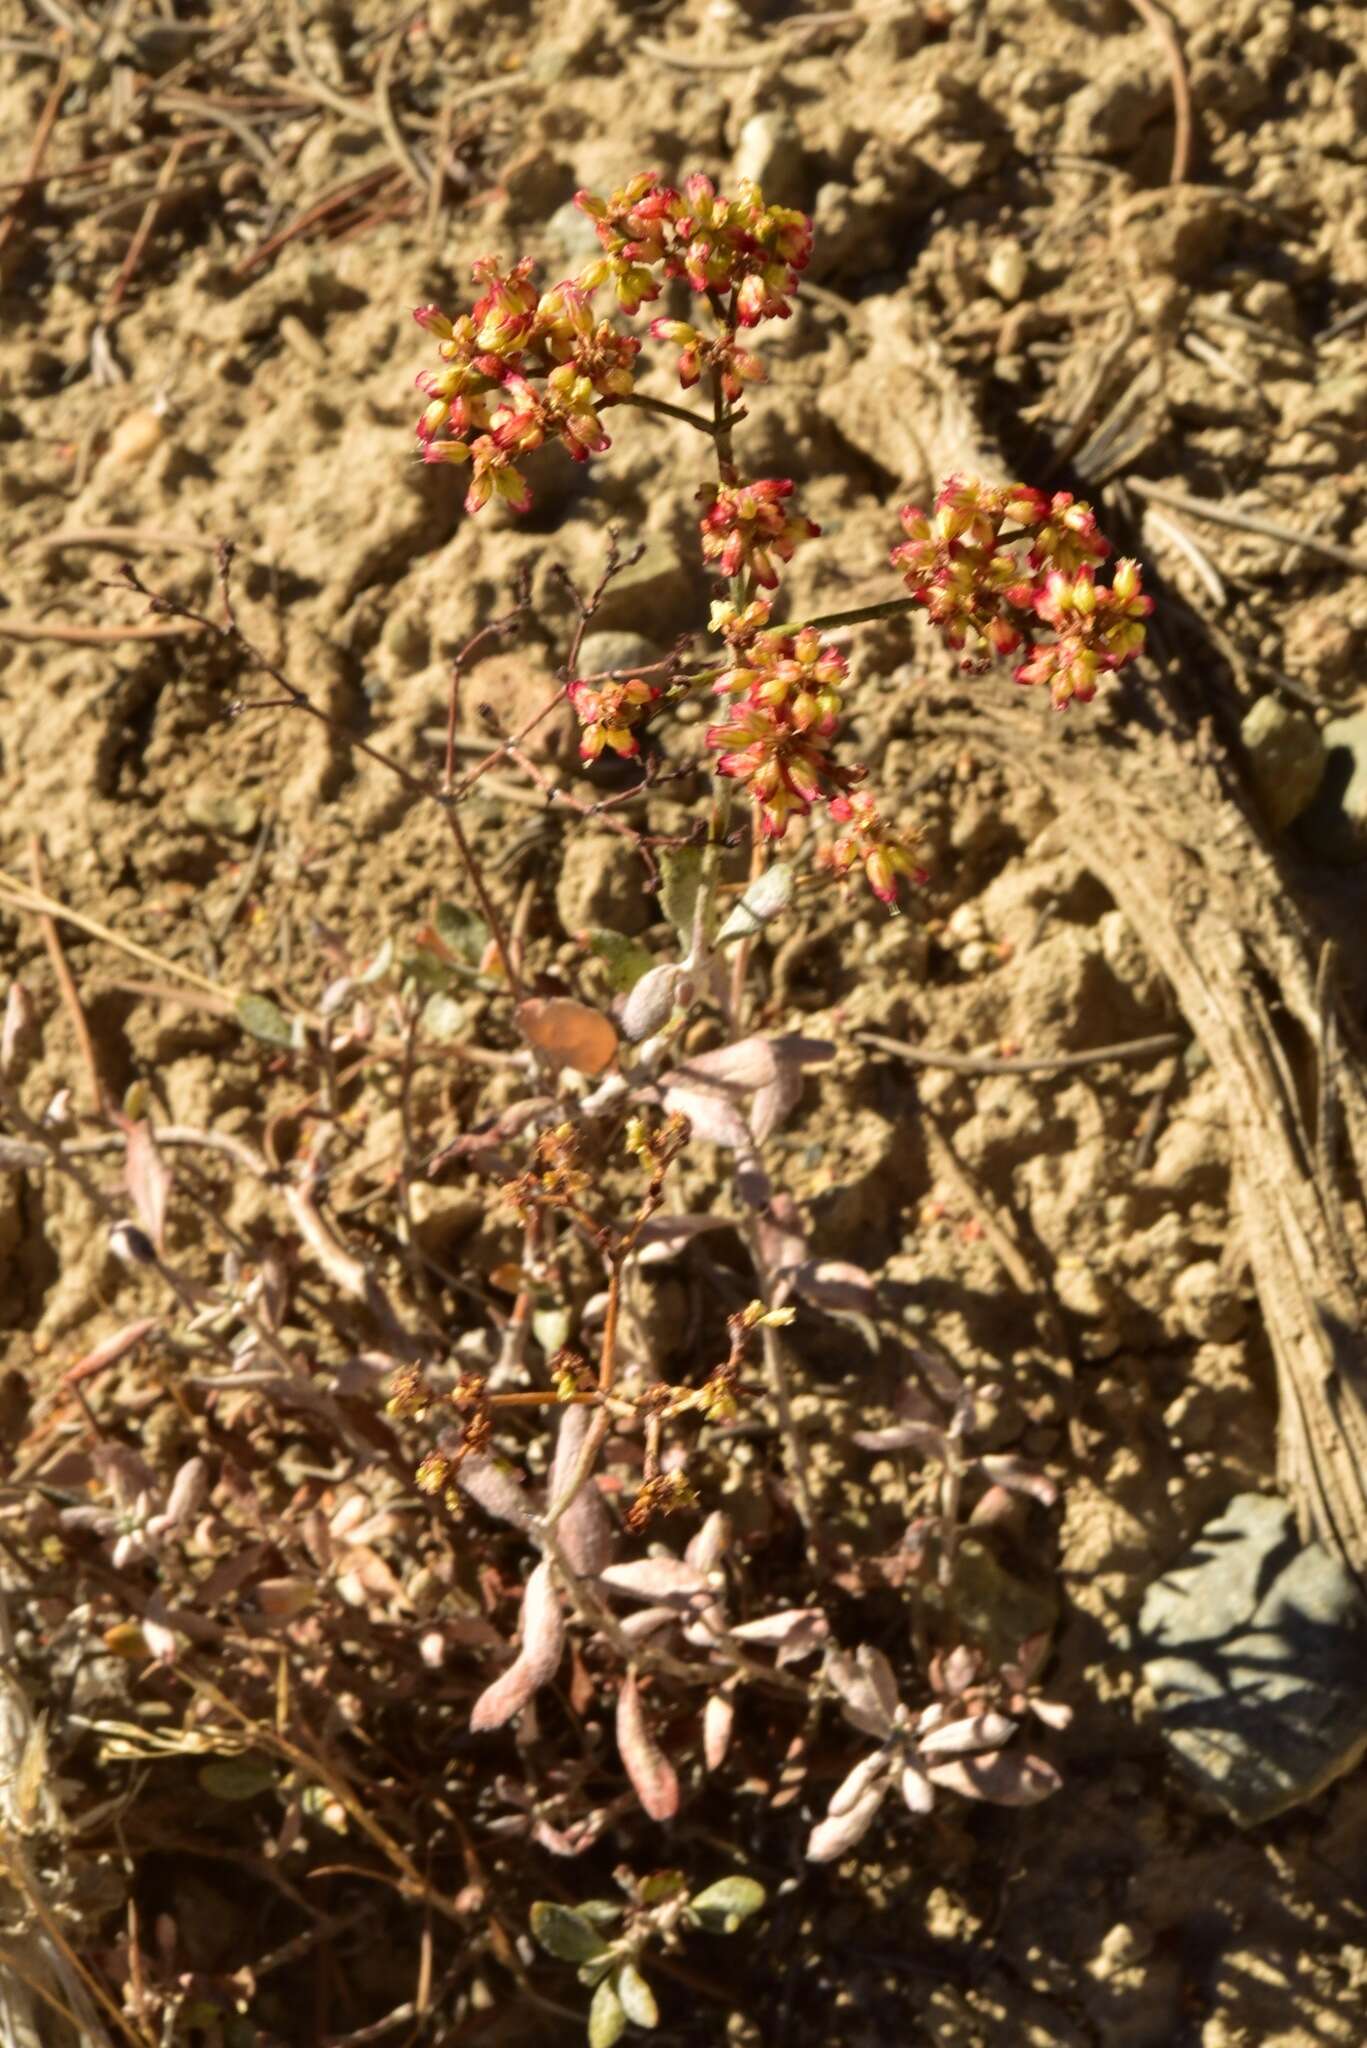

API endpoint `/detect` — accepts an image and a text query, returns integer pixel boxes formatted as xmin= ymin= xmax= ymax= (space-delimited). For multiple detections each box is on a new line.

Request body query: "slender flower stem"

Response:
xmin=610 ymin=390 xmax=722 ymax=436
xmin=790 ymin=595 xmax=922 ymax=633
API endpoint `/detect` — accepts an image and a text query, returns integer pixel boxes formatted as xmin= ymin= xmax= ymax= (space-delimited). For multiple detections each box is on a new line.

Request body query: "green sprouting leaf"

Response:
xmin=638 ymin=1870 xmax=688 ymax=1909
xmin=588 ymin=1975 xmax=627 ymax=2048
xmin=588 ymin=928 xmax=656 ymax=993
xmin=578 ymin=1900 xmax=625 ymax=1929
xmin=235 ymin=992 xmax=295 ymax=1049
xmin=530 ymin=1902 xmax=609 ymax=1965
xmin=659 ymin=847 xmax=705 ymax=948
xmin=197 ymin=1756 xmax=276 ymax=1802
xmin=356 ymin=934 xmax=395 ymax=985
xmin=421 ymin=990 xmax=469 ymax=1042
xmin=532 ymin=1299 xmax=572 ymax=1357
xmin=716 ymin=862 xmax=793 ymax=946
xmin=615 ymin=1962 xmax=659 ymax=2029
xmin=687 ymin=1875 xmax=766 ymax=1933
xmin=435 ymin=899 xmax=489 ymax=965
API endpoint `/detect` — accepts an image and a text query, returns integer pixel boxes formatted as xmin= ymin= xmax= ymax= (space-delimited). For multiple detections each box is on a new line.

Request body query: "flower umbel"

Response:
xmin=699 ymin=478 xmax=820 ymax=592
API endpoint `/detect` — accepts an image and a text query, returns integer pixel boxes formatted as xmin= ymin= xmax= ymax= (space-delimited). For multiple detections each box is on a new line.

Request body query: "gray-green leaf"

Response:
xmin=687 ymin=1875 xmax=766 ymax=1932
xmin=588 ymin=929 xmax=656 ymax=992
xmin=198 ymin=1756 xmax=276 ymax=1801
xmin=659 ymin=846 xmax=705 ymax=948
xmin=421 ymin=990 xmax=469 ymax=1042
xmin=615 ymin=1962 xmax=659 ymax=2028
xmin=716 ymin=863 xmax=793 ymax=946
xmin=529 ymin=1902 xmax=609 ymax=1964
xmin=435 ymin=899 xmax=489 ymax=964
xmin=235 ymin=992 xmax=295 ymax=1049
xmin=588 ymin=1974 xmax=627 ymax=2048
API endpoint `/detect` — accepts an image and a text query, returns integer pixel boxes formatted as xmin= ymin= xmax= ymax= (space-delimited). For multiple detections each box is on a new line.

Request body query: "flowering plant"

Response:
xmin=71 ymin=163 xmax=1155 ymax=2045
xmin=413 ymin=170 xmax=1150 ymax=911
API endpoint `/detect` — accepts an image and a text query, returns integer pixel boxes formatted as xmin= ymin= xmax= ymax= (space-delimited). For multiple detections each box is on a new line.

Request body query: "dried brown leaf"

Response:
xmin=470 ymin=1561 xmax=565 ymax=1733
xmin=616 ymin=1671 xmax=679 ymax=1821
xmin=517 ymin=997 xmax=618 ymax=1076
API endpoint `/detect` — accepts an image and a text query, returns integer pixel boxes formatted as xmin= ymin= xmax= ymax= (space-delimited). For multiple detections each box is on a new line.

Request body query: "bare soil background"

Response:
xmin=3 ymin=1 xmax=1367 ymax=2043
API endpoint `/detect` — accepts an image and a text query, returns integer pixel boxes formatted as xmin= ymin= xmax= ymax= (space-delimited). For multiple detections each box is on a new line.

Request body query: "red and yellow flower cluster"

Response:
xmin=411 ymin=171 xmax=812 ymax=520
xmin=890 ymin=477 xmax=1152 ymax=709
xmin=413 ymin=260 xmax=639 ymax=516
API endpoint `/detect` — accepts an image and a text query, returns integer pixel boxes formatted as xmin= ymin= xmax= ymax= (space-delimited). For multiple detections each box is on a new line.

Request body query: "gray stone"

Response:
xmin=588 ymin=535 xmax=701 ymax=639
xmin=1239 ymin=694 xmax=1325 ymax=831
xmin=543 ymin=199 xmax=601 ymax=274
xmin=1300 ymin=709 xmax=1367 ymax=865
xmin=575 ymin=631 xmax=665 ymax=679
xmin=555 ymin=831 xmax=649 ymax=938
xmin=1133 ymin=1494 xmax=1367 ymax=1824
xmin=733 ymin=112 xmax=805 ymax=202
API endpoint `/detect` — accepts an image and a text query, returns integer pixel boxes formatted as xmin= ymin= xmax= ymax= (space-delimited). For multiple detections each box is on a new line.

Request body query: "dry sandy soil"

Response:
xmin=3 ymin=1 xmax=1367 ymax=2043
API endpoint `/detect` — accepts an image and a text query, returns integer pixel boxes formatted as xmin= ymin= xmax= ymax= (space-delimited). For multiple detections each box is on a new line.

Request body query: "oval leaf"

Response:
xmin=688 ymin=1875 xmax=765 ymax=1931
xmin=925 ymin=1750 xmax=1063 ymax=1805
xmin=616 ymin=1672 xmax=679 ymax=1822
xmin=517 ymin=997 xmax=618 ymax=1076
xmin=917 ymin=1710 xmax=1018 ymax=1760
xmin=621 ymin=961 xmax=679 ymax=1042
xmin=615 ymin=1962 xmax=659 ymax=2028
xmin=235 ymin=992 xmax=294 ymax=1048
xmin=600 ymin=1558 xmax=713 ymax=1609
xmin=589 ymin=1976 xmax=627 ymax=2048
xmin=716 ymin=861 xmax=794 ymax=945
xmin=549 ymin=1405 xmax=614 ymax=1577
xmin=529 ymin=1902 xmax=608 ymax=1964
xmin=805 ymin=1784 xmax=885 ymax=1863
xmin=659 ymin=846 xmax=705 ymax=947
xmin=702 ymin=1690 xmax=735 ymax=1773
xmin=469 ymin=1562 xmax=564 ymax=1732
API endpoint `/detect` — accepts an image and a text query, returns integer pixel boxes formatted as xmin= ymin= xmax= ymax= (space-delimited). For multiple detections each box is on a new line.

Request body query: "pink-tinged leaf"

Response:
xmin=754 ymin=1195 xmax=809 ymax=1274
xmin=937 ymin=1643 xmax=980 ymax=1698
xmin=616 ymin=1671 xmax=679 ymax=1821
xmin=925 ymin=1751 xmax=1063 ymax=1805
xmin=1 ymin=980 xmax=33 ymax=1077
xmin=141 ymin=1611 xmax=180 ymax=1665
xmin=457 ymin=1453 xmax=535 ymax=1532
xmin=255 ymin=1577 xmax=316 ymax=1619
xmin=805 ymin=1783 xmax=885 ymax=1862
xmin=149 ymin=1457 xmax=208 ymax=1533
xmin=600 ymin=1558 xmax=714 ymax=1609
xmin=470 ymin=1562 xmax=564 ymax=1732
xmin=729 ymin=1608 xmax=829 ymax=1663
xmin=1008 ymin=1632 xmax=1053 ymax=1687
xmin=791 ymin=1259 xmax=879 ymax=1314
xmin=851 ymin=1422 xmax=946 ymax=1456
xmin=673 ymin=1036 xmax=779 ymax=1089
xmin=910 ymin=1344 xmax=967 ymax=1407
xmin=901 ymin=1761 xmax=935 ymax=1814
xmin=517 ymin=997 xmax=618 ymax=1076
xmin=749 ymin=1063 xmax=804 ymax=1144
xmin=62 ymin=1316 xmax=160 ymax=1387
xmin=978 ymin=1455 xmax=1058 ymax=1506
xmin=662 ymin=1083 xmax=752 ymax=1150
xmin=827 ymin=1748 xmax=890 ymax=1820
xmin=620 ymin=963 xmax=679 ymax=1042
xmin=685 ymin=1510 xmax=731 ymax=1576
xmin=1028 ymin=1697 xmax=1074 ymax=1732
xmin=703 ymin=1689 xmax=735 ymax=1772
xmin=825 ymin=1645 xmax=899 ymax=1737
xmin=549 ymin=1405 xmax=614 ymax=1575
xmin=124 ymin=1120 xmax=172 ymax=1257
xmin=634 ymin=1214 xmax=733 ymax=1265
xmin=620 ymin=1605 xmax=679 ymax=1642
xmin=968 ymin=1484 xmax=1019 ymax=1528
xmin=917 ymin=1710 xmax=1018 ymax=1759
